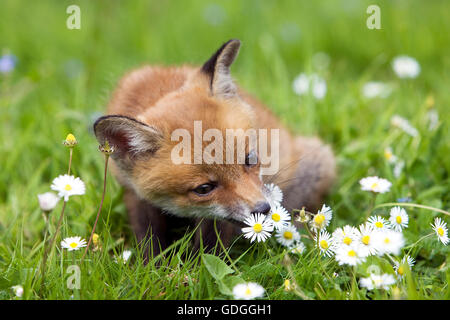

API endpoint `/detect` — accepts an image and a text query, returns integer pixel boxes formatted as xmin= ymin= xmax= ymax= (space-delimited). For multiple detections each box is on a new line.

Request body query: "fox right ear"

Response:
xmin=93 ymin=115 xmax=163 ymax=170
xmin=201 ymin=39 xmax=241 ymax=99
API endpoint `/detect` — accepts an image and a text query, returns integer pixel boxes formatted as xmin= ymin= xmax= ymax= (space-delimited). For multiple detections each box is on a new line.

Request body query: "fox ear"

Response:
xmin=201 ymin=39 xmax=241 ymax=99
xmin=93 ymin=115 xmax=163 ymax=170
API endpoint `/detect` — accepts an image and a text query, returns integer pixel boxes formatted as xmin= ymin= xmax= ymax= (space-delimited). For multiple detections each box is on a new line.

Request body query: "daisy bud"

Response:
xmin=284 ymin=279 xmax=293 ymax=291
xmin=11 ymin=285 xmax=23 ymax=298
xmin=63 ymin=133 xmax=78 ymax=147
xmin=92 ymin=233 xmax=100 ymax=246
xmin=99 ymin=139 xmax=115 ymax=155
xmin=296 ymin=207 xmax=310 ymax=223
xmin=37 ymin=192 xmax=60 ymax=212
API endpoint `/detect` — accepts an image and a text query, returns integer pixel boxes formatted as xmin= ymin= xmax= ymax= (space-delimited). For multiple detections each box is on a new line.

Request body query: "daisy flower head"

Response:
xmin=275 ymin=223 xmax=300 ymax=248
xmin=51 ymin=174 xmax=85 ymax=202
xmin=232 ymin=282 xmax=265 ymax=300
xmin=360 ymin=273 xmax=396 ymax=290
xmin=383 ymin=147 xmax=397 ymax=164
xmin=362 ymin=81 xmax=392 ymax=99
xmin=115 ymin=250 xmax=132 ymax=264
xmin=335 ymin=244 xmax=366 ymax=266
xmin=373 ymin=229 xmax=405 ymax=256
xmin=392 ymin=55 xmax=421 ymax=79
xmin=368 ymin=215 xmax=391 ymax=231
xmin=310 ymin=204 xmax=332 ymax=230
xmin=264 ymin=183 xmax=283 ymax=206
xmin=389 ymin=207 xmax=409 ymax=232
xmin=359 ymin=176 xmax=392 ymax=194
xmin=290 ymin=241 xmax=306 ymax=255
xmin=391 ymin=115 xmax=419 ymax=138
xmin=394 ymin=255 xmax=415 ymax=278
xmin=431 ymin=217 xmax=449 ymax=245
xmin=241 ymin=213 xmax=273 ymax=243
xmin=315 ymin=230 xmax=336 ymax=257
xmin=37 ymin=192 xmax=60 ymax=212
xmin=61 ymin=236 xmax=87 ymax=251
xmin=332 ymin=225 xmax=360 ymax=248
xmin=11 ymin=285 xmax=23 ymax=298
xmin=267 ymin=204 xmax=291 ymax=230
xmin=292 ymin=73 xmax=327 ymax=100
xmin=357 ymin=223 xmax=378 ymax=257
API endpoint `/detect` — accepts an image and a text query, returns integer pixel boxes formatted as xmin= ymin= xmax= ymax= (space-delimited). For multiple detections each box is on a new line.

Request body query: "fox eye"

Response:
xmin=192 ymin=183 xmax=216 ymax=196
xmin=245 ymin=150 xmax=258 ymax=167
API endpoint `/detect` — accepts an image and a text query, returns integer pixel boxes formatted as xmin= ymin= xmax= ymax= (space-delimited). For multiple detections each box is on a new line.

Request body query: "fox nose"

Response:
xmin=251 ymin=201 xmax=271 ymax=215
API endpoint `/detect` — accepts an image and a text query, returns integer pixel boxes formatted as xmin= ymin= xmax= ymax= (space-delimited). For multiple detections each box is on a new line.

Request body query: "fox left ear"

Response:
xmin=201 ymin=39 xmax=241 ymax=99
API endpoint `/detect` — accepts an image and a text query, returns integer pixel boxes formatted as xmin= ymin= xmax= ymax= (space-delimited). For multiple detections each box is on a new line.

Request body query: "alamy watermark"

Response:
xmin=170 ymin=121 xmax=280 ymax=175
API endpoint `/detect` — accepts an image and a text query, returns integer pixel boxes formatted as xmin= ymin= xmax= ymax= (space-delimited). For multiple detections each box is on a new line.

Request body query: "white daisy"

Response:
xmin=360 ymin=273 xmax=396 ymax=290
xmin=242 ymin=213 xmax=273 ymax=243
xmin=290 ymin=241 xmax=306 ymax=254
xmin=373 ymin=229 xmax=405 ymax=256
xmin=391 ymin=115 xmax=419 ymax=138
xmin=11 ymin=285 xmax=23 ymax=298
xmin=264 ymin=183 xmax=283 ymax=206
xmin=51 ymin=174 xmax=85 ymax=201
xmin=315 ymin=230 xmax=336 ymax=257
xmin=389 ymin=207 xmax=409 ymax=232
xmin=37 ymin=192 xmax=60 ymax=212
xmin=267 ymin=204 xmax=291 ymax=230
xmin=292 ymin=73 xmax=327 ymax=100
xmin=61 ymin=236 xmax=87 ymax=251
xmin=394 ymin=255 xmax=415 ymax=278
xmin=431 ymin=217 xmax=449 ymax=245
xmin=310 ymin=204 xmax=333 ymax=230
xmin=392 ymin=55 xmax=421 ymax=79
xmin=359 ymin=176 xmax=392 ymax=194
xmin=357 ymin=223 xmax=379 ymax=257
xmin=335 ymin=244 xmax=366 ymax=266
xmin=383 ymin=147 xmax=397 ymax=164
xmin=332 ymin=225 xmax=360 ymax=247
xmin=368 ymin=215 xmax=391 ymax=231
xmin=362 ymin=81 xmax=392 ymax=99
xmin=232 ymin=282 xmax=265 ymax=300
xmin=393 ymin=160 xmax=405 ymax=178
xmin=115 ymin=250 xmax=132 ymax=264
xmin=275 ymin=224 xmax=300 ymax=248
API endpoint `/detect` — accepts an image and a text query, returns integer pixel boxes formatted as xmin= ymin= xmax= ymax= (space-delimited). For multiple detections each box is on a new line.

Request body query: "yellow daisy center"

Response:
xmin=396 ymin=216 xmax=402 ymax=224
xmin=384 ymin=151 xmax=392 ymax=160
xmin=437 ymin=227 xmax=444 ymax=236
xmin=343 ymin=237 xmax=352 ymax=245
xmin=348 ymin=250 xmax=356 ymax=257
xmin=64 ymin=184 xmax=72 ymax=191
xmin=320 ymin=240 xmax=329 ymax=249
xmin=375 ymin=221 xmax=383 ymax=228
xmin=283 ymin=231 xmax=293 ymax=240
xmin=362 ymin=235 xmax=370 ymax=245
xmin=245 ymin=287 xmax=252 ymax=296
xmin=253 ymin=223 xmax=263 ymax=233
xmin=66 ymin=133 xmax=76 ymax=143
xmin=398 ymin=266 xmax=404 ymax=275
xmin=69 ymin=242 xmax=78 ymax=248
xmin=271 ymin=213 xmax=281 ymax=222
xmin=371 ymin=182 xmax=378 ymax=190
xmin=314 ymin=214 xmax=325 ymax=225
xmin=384 ymin=237 xmax=390 ymax=244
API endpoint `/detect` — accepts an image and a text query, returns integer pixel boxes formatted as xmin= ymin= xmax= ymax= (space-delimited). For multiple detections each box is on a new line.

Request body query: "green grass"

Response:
xmin=0 ymin=0 xmax=449 ymax=300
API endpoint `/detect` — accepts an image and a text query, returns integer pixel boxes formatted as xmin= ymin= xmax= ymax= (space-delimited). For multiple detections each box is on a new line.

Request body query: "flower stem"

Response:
xmin=67 ymin=148 xmax=73 ymax=175
xmin=82 ymin=154 xmax=109 ymax=262
xmin=365 ymin=192 xmax=377 ymax=221
xmin=39 ymin=200 xmax=67 ymax=293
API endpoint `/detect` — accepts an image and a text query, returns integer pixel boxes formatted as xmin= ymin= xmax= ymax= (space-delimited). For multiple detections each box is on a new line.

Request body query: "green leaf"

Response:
xmin=202 ymin=254 xmax=234 ymax=281
xmin=217 ymin=275 xmax=245 ymax=296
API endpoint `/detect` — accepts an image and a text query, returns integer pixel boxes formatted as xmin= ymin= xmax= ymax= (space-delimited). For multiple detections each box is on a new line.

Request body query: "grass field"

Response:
xmin=0 ymin=0 xmax=449 ymax=300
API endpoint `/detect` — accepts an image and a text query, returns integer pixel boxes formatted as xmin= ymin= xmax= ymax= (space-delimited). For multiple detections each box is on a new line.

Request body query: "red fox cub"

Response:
xmin=94 ymin=39 xmax=335 ymax=260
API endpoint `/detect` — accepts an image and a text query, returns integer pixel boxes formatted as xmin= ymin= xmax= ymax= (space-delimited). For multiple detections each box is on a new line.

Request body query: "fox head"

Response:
xmin=94 ymin=39 xmax=274 ymax=223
